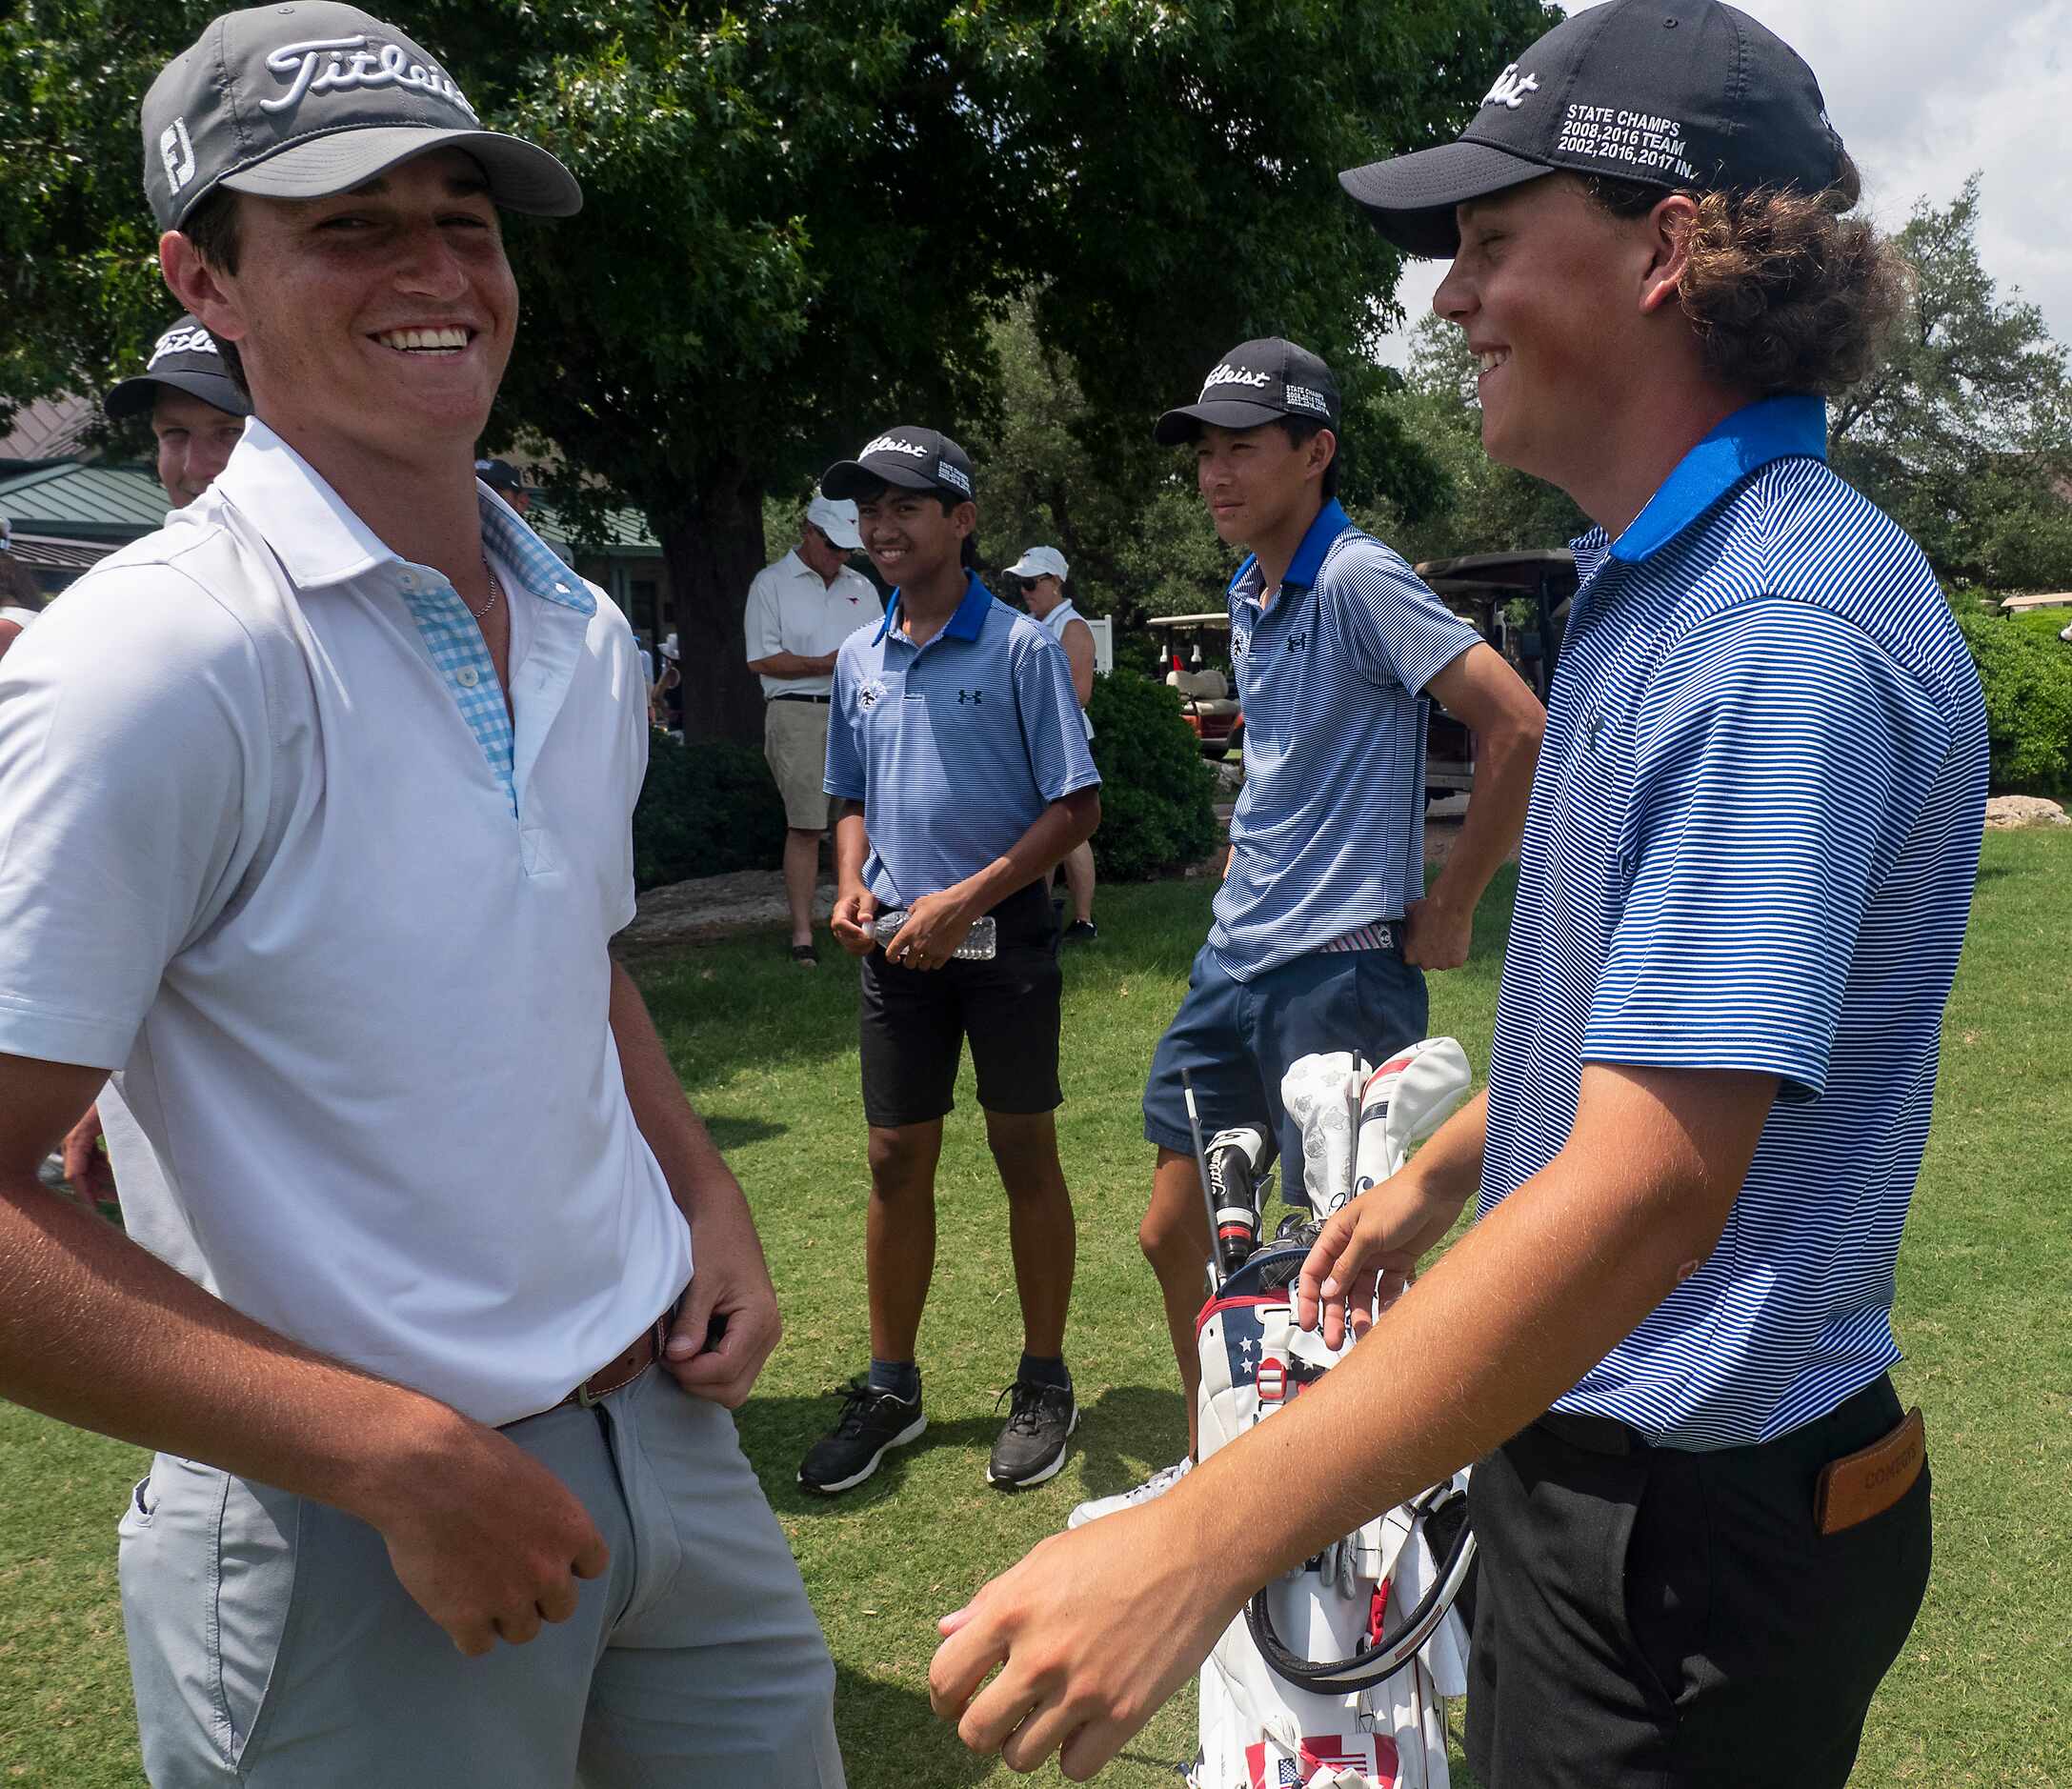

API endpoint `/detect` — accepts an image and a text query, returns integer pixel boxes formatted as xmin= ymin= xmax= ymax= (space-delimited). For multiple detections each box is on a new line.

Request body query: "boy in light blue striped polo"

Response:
xmin=1064 ymin=337 xmax=1547 ymax=1527
xmin=930 ymin=7 xmax=1990 ymax=1782
xmin=803 ymin=427 xmax=1102 ymax=1499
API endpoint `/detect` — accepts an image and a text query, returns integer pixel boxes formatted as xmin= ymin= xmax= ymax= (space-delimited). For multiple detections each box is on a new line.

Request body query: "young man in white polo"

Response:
xmin=0 ymin=8 xmax=840 ymax=1782
xmin=1068 ymin=335 xmax=1544 ymax=1527
xmin=930 ymin=7 xmax=1986 ymax=1785
xmin=745 ymin=491 xmax=883 ymax=964
xmin=1006 ymin=544 xmax=1099 ymax=943
xmin=800 ymin=428 xmax=1101 ymax=1496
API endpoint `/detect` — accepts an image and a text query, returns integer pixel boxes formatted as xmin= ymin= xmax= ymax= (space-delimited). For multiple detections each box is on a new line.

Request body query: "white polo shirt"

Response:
xmin=744 ymin=548 xmax=882 ymax=697
xmin=0 ymin=422 xmax=691 ymax=1428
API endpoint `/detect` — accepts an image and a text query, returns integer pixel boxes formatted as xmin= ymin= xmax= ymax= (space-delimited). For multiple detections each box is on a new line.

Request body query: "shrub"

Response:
xmin=633 ymin=733 xmax=788 ymax=890
xmin=1086 ymin=669 xmax=1219 ymax=880
xmin=1955 ymin=612 xmax=2072 ymax=798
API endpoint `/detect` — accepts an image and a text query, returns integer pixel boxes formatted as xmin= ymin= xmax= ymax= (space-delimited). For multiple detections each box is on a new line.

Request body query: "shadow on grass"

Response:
xmin=1072 ymin=1384 xmax=1190 ymax=1498
xmin=835 ymin=1664 xmax=996 ymax=1787
xmin=702 ymin=1114 xmax=789 ymax=1151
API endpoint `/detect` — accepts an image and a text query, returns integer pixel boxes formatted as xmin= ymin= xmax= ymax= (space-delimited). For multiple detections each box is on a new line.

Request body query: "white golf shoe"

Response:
xmin=1066 ymin=1455 xmax=1192 ymax=1529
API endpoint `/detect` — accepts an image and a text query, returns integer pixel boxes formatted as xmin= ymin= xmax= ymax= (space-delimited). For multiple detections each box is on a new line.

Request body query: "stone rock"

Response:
xmin=1983 ymin=794 xmax=2069 ymax=830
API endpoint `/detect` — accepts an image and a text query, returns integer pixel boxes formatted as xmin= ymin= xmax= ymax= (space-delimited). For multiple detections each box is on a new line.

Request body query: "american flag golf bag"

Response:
xmin=1186 ymin=1040 xmax=1477 ymax=1789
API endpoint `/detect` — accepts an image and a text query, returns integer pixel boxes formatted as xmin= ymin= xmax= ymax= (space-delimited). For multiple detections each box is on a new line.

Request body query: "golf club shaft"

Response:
xmin=1180 ymin=1071 xmax=1222 ymax=1295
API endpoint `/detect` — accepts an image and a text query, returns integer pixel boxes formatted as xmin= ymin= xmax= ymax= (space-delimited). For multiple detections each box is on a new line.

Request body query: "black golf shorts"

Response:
xmin=857 ymin=880 xmax=1062 ymax=1127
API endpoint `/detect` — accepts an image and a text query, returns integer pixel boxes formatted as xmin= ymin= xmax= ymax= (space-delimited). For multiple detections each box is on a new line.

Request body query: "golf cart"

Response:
xmin=1415 ymin=549 xmax=1578 ymax=801
xmin=1148 ymin=613 xmax=1244 ymax=760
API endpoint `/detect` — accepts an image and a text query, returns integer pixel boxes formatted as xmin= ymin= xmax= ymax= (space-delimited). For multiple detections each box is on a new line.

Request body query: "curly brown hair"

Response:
xmin=1581 ymin=154 xmax=1910 ymax=397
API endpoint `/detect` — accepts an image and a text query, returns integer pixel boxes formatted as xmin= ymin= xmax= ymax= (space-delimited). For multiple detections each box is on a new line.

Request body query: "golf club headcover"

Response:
xmin=1205 ymin=1125 xmax=1275 ymax=1274
xmin=1354 ymin=1039 xmax=1475 ymax=1197
xmin=1280 ymin=1053 xmax=1361 ymax=1217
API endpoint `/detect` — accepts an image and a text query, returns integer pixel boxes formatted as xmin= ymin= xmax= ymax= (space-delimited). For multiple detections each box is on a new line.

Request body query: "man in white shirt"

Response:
xmin=745 ymin=492 xmax=883 ymax=963
xmin=1006 ymin=546 xmax=1099 ymax=942
xmin=0 ymin=7 xmax=840 ymax=1783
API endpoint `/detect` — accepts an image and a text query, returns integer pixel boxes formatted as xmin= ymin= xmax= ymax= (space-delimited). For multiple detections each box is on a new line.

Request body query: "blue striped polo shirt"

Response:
xmin=825 ymin=572 xmax=1100 ymax=908
xmin=1480 ymin=394 xmax=1988 ymax=1449
xmin=1213 ymin=500 xmax=1481 ymax=981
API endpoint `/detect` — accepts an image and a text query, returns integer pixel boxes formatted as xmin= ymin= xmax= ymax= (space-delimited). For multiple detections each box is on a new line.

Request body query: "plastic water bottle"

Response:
xmin=873 ymin=911 xmax=997 ymax=961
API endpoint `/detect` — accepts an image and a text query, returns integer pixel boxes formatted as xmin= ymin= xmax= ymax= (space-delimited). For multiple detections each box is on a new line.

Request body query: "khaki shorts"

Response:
xmin=763 ymin=697 xmax=840 ymax=832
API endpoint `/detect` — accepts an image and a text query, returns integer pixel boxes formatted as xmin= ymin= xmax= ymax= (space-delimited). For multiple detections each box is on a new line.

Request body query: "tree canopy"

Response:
xmin=1 ymin=0 xmax=1556 ymax=736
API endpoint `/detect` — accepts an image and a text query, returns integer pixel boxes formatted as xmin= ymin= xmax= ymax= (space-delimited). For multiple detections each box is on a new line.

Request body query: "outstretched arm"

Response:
xmin=929 ymin=1060 xmax=1773 ymax=1779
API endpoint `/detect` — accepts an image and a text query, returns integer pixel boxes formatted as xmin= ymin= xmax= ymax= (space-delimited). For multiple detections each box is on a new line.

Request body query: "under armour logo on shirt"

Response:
xmin=957 ymin=689 xmax=984 ymax=705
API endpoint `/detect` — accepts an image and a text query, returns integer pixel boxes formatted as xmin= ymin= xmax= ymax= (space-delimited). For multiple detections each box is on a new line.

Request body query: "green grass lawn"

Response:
xmin=4 ymin=832 xmax=2067 ymax=1784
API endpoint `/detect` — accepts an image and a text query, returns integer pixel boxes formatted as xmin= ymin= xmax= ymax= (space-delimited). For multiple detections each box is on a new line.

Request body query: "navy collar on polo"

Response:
xmin=875 ymin=570 xmax=994 ymax=646
xmin=1228 ymin=497 xmax=1355 ymax=602
xmin=1612 ymin=394 xmax=1827 ymax=566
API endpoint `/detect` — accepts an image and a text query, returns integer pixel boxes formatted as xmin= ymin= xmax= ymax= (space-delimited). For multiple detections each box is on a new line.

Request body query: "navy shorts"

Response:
xmin=1141 ymin=937 xmax=1428 ymax=1209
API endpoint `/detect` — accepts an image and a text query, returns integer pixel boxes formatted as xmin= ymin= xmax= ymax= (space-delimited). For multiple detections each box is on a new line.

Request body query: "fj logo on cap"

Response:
xmin=863 ymin=434 xmax=930 ymax=459
xmin=158 ymin=118 xmax=197 ymax=192
xmin=1480 ymin=64 xmax=1540 ymax=110
xmin=1200 ymin=364 xmax=1273 ymax=397
xmin=260 ymin=34 xmax=479 ymax=121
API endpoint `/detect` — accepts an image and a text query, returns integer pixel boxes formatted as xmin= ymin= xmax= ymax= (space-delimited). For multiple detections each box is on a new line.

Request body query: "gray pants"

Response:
xmin=118 ymin=1365 xmax=844 ymax=1787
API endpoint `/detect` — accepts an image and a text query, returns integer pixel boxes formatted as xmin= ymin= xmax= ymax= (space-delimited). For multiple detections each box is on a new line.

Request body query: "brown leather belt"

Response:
xmin=559 ymin=1309 xmax=672 ymax=1409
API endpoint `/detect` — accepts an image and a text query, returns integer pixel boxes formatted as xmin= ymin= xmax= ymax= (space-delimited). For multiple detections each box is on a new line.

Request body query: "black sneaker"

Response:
xmin=1061 ymin=919 xmax=1098 ymax=945
xmin=798 ymin=1377 xmax=926 ymax=1495
xmin=987 ymin=1379 xmax=1079 ymax=1488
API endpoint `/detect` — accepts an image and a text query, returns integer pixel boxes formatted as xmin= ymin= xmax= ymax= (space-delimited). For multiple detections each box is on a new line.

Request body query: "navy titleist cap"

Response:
xmin=141 ymin=2 xmax=582 ymax=233
xmin=822 ymin=428 xmax=976 ymax=505
xmin=1340 ymin=0 xmax=1846 ymax=257
xmin=105 ymin=314 xmax=252 ymax=421
xmin=1155 ymin=338 xmax=1340 ymax=447
xmin=473 ymin=456 xmax=522 ymax=492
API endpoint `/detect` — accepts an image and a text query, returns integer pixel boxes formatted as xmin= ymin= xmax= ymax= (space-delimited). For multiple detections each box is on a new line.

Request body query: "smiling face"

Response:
xmin=1432 ymin=175 xmax=1653 ymax=489
xmin=151 ymin=388 xmax=246 ymax=507
xmin=854 ymin=485 xmax=971 ymax=590
xmin=182 ymin=148 xmax=516 ymax=482
xmin=1193 ymin=422 xmax=1328 ymax=550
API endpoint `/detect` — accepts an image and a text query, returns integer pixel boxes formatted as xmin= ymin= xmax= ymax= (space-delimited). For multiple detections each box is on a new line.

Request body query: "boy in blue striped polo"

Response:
xmin=800 ymin=428 xmax=1102 ymax=1497
xmin=929 ymin=6 xmax=1989 ymax=1783
xmin=1067 ymin=338 xmax=1545 ymax=1525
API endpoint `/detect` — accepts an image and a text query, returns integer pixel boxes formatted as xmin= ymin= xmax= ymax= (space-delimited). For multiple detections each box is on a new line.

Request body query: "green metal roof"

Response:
xmin=0 ymin=463 xmax=172 ymax=538
xmin=0 ymin=461 xmax=662 ymax=556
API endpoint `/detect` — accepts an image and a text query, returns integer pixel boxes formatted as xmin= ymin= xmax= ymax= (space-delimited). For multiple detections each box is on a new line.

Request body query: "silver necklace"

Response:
xmin=466 ymin=553 xmax=503 ymax=621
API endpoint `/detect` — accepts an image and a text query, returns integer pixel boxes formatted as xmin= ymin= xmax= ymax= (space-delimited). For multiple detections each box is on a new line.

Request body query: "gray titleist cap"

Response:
xmin=141 ymin=2 xmax=582 ymax=232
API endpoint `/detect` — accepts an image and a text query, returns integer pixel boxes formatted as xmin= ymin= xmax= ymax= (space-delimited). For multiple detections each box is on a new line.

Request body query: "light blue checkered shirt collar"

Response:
xmin=1603 ymin=394 xmax=1828 ymax=566
xmin=213 ymin=419 xmax=595 ymax=616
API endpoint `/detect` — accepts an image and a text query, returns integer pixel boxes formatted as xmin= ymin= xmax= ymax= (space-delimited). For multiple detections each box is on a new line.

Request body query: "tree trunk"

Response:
xmin=655 ymin=454 xmax=767 ymax=745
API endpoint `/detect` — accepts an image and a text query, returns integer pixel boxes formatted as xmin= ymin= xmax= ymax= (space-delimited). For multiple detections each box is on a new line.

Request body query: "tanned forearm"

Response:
xmin=746 ymin=651 xmax=835 ymax=680
xmin=1177 ymin=1063 xmax=1772 ymax=1609
xmin=1424 ymin=711 xmax=1540 ymax=915
xmin=0 ymin=1137 xmax=461 ymax=1532
xmin=947 ymin=788 xmax=1100 ymax=913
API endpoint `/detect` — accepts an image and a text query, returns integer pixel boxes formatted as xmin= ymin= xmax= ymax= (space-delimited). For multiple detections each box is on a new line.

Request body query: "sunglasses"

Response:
xmin=1010 ymin=575 xmax=1041 ymax=593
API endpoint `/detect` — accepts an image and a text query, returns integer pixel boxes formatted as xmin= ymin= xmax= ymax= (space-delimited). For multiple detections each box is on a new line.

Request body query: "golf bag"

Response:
xmin=1186 ymin=1039 xmax=1476 ymax=1789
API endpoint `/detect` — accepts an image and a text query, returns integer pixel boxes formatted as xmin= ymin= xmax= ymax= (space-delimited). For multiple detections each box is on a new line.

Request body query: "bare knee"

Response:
xmin=868 ymin=1125 xmax=938 ymax=1196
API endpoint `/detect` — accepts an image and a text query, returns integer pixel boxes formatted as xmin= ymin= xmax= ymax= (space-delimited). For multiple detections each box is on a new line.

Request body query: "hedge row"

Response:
xmin=631 ymin=667 xmax=1218 ymax=891
xmin=1955 ymin=608 xmax=2072 ymax=800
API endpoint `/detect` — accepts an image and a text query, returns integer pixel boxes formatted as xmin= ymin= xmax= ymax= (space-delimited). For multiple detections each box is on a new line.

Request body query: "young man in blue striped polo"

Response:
xmin=1066 ymin=337 xmax=1545 ymax=1526
xmin=930 ymin=5 xmax=1988 ymax=1783
xmin=801 ymin=428 xmax=1102 ymax=1497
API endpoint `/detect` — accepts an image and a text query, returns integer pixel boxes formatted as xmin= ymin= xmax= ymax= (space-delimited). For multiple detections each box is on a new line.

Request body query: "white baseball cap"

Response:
xmin=805 ymin=492 xmax=863 ymax=552
xmin=1006 ymin=545 xmax=1069 ymax=583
